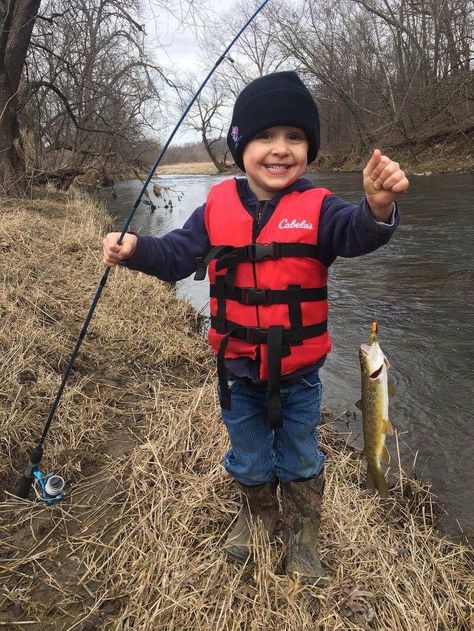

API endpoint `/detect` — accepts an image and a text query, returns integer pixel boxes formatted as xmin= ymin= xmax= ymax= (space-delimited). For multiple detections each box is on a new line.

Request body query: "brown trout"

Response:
xmin=357 ymin=321 xmax=395 ymax=497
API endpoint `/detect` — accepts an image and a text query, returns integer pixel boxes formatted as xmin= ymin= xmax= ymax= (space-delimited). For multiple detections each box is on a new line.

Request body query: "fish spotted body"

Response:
xmin=358 ymin=322 xmax=394 ymax=497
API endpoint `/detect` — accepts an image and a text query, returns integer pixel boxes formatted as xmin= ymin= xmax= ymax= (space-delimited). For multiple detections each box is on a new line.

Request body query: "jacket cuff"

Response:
xmin=363 ymin=199 xmax=398 ymax=229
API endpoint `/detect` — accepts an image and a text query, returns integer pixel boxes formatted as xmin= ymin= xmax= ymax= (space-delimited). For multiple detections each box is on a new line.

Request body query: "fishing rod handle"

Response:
xmin=16 ymin=445 xmax=43 ymax=499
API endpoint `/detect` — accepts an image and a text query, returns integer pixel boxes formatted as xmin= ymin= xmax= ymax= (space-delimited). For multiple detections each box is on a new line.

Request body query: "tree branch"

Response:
xmin=18 ymin=80 xmax=128 ymax=139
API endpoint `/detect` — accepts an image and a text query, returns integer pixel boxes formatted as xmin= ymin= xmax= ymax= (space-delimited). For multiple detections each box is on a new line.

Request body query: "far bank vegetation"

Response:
xmin=0 ymin=0 xmax=472 ymax=195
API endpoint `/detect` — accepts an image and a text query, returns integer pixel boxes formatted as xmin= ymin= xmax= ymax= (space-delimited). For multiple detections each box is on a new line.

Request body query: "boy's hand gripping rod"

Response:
xmin=16 ymin=0 xmax=272 ymax=500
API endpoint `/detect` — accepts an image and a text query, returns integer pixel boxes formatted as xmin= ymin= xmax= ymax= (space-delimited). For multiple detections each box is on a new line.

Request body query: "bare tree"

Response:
xmin=204 ymin=0 xmax=289 ymax=93
xmin=275 ymin=0 xmax=379 ymax=150
xmin=273 ymin=0 xmax=472 ymax=155
xmin=0 ymin=0 xmax=41 ymax=195
xmin=0 ymin=0 xmax=202 ymax=195
xmin=178 ymin=76 xmax=231 ymax=171
xmin=20 ymin=0 xmax=167 ymax=186
xmin=172 ymin=0 xmax=289 ymax=167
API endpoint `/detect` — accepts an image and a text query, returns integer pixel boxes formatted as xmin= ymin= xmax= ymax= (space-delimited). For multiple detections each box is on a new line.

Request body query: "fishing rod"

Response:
xmin=16 ymin=0 xmax=273 ymax=502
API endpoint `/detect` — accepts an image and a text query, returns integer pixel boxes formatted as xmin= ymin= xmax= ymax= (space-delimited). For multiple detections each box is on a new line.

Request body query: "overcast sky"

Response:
xmin=141 ymin=0 xmax=265 ymax=144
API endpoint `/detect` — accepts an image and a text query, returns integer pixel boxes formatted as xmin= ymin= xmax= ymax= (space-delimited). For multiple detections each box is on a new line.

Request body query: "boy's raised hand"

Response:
xmin=363 ymin=149 xmax=409 ymax=221
xmin=102 ymin=232 xmax=138 ymax=267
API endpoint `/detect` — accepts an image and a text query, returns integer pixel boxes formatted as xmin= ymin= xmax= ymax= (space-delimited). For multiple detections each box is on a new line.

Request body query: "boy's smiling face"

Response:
xmin=242 ymin=125 xmax=309 ymax=200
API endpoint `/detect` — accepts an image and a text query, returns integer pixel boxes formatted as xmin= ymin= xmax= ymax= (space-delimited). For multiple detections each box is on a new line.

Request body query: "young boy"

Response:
xmin=103 ymin=72 xmax=408 ymax=586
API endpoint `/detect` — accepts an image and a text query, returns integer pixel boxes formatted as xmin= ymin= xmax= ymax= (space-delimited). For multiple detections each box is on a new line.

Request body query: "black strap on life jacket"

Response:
xmin=214 ymin=317 xmax=328 ymax=428
xmin=194 ymin=242 xmax=323 ymax=281
xmin=198 ymin=241 xmax=326 ymax=334
xmin=267 ymin=325 xmax=283 ymax=426
xmin=209 ymin=284 xmax=327 ymax=306
xmin=194 ymin=245 xmax=235 ymax=280
xmin=195 ymin=242 xmax=327 ymax=428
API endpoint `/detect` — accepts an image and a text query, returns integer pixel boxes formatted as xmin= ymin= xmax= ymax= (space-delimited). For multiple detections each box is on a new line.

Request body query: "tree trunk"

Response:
xmin=0 ymin=0 xmax=41 ymax=196
xmin=202 ymin=133 xmax=226 ymax=173
xmin=0 ymin=82 xmax=25 ymax=195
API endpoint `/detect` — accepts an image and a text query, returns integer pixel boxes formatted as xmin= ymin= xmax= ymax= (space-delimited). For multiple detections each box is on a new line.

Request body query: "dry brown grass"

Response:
xmin=155 ymin=162 xmax=237 ymax=176
xmin=0 ymin=188 xmax=472 ymax=630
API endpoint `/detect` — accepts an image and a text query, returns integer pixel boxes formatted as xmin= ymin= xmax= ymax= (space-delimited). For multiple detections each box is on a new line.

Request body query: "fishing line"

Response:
xmin=16 ymin=0 xmax=273 ymax=502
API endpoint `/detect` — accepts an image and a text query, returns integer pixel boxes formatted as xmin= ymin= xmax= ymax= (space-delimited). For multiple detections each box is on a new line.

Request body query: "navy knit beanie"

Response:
xmin=227 ymin=71 xmax=320 ymax=172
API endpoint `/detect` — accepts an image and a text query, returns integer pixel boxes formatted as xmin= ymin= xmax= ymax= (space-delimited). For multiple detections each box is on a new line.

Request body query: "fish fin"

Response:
xmin=383 ymin=418 xmax=394 ymax=435
xmin=375 ymin=472 xmax=389 ymax=497
xmin=367 ymin=467 xmax=388 ymax=497
xmin=381 ymin=445 xmax=390 ymax=463
xmin=366 ymin=466 xmax=389 ymax=497
xmin=383 ymin=355 xmax=391 ymax=370
xmin=387 ymin=374 xmax=397 ymax=397
xmin=355 ymin=399 xmax=362 ymax=411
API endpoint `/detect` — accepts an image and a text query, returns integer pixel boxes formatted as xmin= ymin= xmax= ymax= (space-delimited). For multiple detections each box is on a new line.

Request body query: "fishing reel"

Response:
xmin=32 ymin=469 xmax=66 ymax=506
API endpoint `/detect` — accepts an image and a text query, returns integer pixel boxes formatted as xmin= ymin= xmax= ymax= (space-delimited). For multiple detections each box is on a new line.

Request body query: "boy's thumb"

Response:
xmin=119 ymin=235 xmax=135 ymax=259
xmin=118 ymin=245 xmax=129 ymax=259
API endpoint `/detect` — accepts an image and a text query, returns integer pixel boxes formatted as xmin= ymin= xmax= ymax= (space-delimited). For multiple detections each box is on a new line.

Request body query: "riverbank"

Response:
xmin=155 ymin=135 xmax=474 ymax=176
xmin=0 ymin=189 xmax=472 ymax=630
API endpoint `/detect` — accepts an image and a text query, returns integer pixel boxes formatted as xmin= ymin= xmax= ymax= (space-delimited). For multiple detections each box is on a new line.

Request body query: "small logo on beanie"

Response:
xmin=231 ymin=125 xmax=241 ymax=147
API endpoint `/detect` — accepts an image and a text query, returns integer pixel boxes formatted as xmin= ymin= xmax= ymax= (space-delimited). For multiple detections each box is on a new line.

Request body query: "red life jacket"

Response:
xmin=195 ymin=179 xmax=332 ymax=426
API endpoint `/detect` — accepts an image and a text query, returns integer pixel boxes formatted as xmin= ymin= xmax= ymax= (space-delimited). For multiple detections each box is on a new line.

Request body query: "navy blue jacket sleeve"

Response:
xmin=318 ymin=194 xmax=400 ymax=266
xmin=122 ymin=204 xmax=210 ymax=282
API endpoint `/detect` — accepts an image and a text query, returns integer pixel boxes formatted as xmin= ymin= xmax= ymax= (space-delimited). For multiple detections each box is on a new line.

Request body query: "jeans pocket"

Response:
xmin=299 ymin=372 xmax=321 ymax=389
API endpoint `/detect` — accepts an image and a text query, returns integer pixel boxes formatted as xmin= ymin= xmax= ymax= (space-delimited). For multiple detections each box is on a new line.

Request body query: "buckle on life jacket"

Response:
xmin=244 ymin=242 xmax=280 ymax=262
xmin=244 ymin=327 xmax=264 ymax=345
xmin=241 ymin=287 xmax=269 ymax=305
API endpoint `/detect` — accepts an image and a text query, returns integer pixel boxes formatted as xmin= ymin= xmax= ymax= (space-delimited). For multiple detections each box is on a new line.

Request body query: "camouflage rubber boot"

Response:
xmin=224 ymin=480 xmax=280 ymax=563
xmin=282 ymin=472 xmax=328 ymax=587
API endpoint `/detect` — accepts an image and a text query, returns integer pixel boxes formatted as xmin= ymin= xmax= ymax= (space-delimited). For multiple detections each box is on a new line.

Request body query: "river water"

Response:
xmin=99 ymin=172 xmax=473 ymax=539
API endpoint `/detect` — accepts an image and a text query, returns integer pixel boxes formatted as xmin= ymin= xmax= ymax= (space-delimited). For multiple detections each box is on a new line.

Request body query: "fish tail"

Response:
xmin=366 ymin=465 xmax=389 ymax=498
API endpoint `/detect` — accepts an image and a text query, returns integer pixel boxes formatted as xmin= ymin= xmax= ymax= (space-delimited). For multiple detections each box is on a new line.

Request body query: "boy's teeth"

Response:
xmin=266 ymin=165 xmax=288 ymax=171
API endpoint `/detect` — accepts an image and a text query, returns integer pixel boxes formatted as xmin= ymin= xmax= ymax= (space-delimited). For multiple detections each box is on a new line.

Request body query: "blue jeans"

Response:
xmin=220 ymin=369 xmax=325 ymax=485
